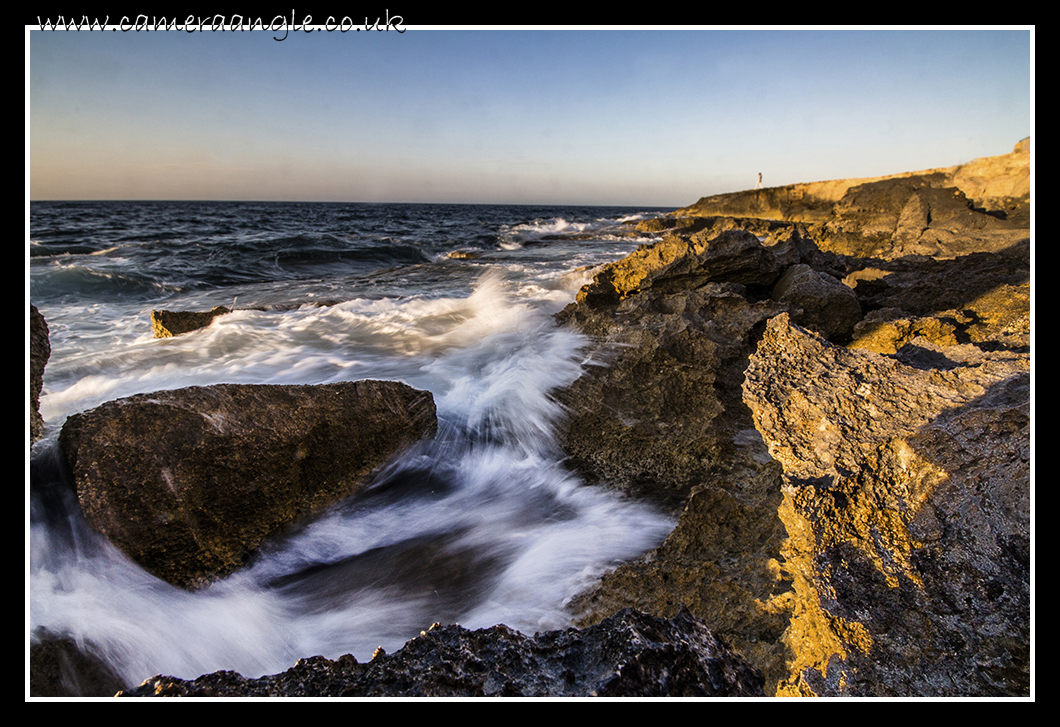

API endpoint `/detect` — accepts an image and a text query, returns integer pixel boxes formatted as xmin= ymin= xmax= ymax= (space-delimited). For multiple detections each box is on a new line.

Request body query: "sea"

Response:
xmin=28 ymin=200 xmax=678 ymax=689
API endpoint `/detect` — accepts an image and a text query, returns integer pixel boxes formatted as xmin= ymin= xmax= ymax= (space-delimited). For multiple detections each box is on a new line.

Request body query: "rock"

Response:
xmin=557 ymin=277 xmax=787 ymax=506
xmin=555 ymin=224 xmax=870 ymax=505
xmin=58 ymin=381 xmax=437 ymax=588
xmin=674 ymin=140 xmax=1031 ymax=260
xmin=846 ymin=240 xmax=1030 ymax=353
xmin=31 ymin=305 xmax=50 ymax=443
xmin=815 ymin=178 xmax=1022 ymax=259
xmin=849 ymin=309 xmax=961 ymax=355
xmin=771 ymin=263 xmax=861 ymax=342
xmin=151 ymin=306 xmax=231 ymax=338
xmin=555 ymin=232 xmax=801 ymax=689
xmin=30 ymin=631 xmax=127 ymax=697
xmin=558 ymin=166 xmax=1028 ymax=695
xmin=576 ymin=229 xmax=783 ymax=306
xmin=116 ymin=608 xmax=765 ymax=697
xmin=741 ymin=314 xmax=1029 ymax=696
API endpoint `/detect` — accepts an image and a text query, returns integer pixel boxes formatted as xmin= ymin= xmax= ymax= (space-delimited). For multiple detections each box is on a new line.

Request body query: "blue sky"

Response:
xmin=28 ymin=26 xmax=1032 ymax=206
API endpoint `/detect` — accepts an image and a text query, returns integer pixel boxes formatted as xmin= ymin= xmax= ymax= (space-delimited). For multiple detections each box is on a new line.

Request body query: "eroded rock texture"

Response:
xmin=30 ymin=305 xmax=50 ymax=443
xmin=743 ymin=315 xmax=1029 ymax=696
xmin=556 ymin=143 xmax=1030 ymax=696
xmin=677 ymin=139 xmax=1030 ymax=260
xmin=118 ymin=608 xmax=765 ymax=697
xmin=150 ymin=306 xmax=231 ymax=337
xmin=58 ymin=381 xmax=437 ymax=588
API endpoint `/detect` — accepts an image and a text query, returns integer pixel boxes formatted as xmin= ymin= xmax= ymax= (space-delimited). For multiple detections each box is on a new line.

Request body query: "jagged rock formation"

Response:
xmin=58 ymin=381 xmax=437 ymax=588
xmin=117 ymin=608 xmax=765 ymax=697
xmin=556 ymin=229 xmax=817 ymax=689
xmin=150 ymin=306 xmax=231 ymax=337
xmin=30 ymin=305 xmax=50 ymax=442
xmin=846 ymin=239 xmax=1030 ymax=354
xmin=741 ymin=315 xmax=1029 ymax=695
xmin=555 ymin=226 xmax=855 ymax=508
xmin=557 ymin=140 xmax=1030 ymax=696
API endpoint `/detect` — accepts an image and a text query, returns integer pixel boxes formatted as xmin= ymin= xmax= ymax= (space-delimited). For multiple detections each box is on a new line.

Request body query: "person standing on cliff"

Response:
xmin=755 ymin=172 xmax=763 ymax=189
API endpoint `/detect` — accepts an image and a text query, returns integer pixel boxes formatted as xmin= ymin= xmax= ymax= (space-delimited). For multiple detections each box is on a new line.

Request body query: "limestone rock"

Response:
xmin=847 ymin=239 xmax=1030 ymax=352
xmin=674 ymin=140 xmax=1031 ymax=260
xmin=816 ymin=178 xmax=1022 ymax=259
xmin=575 ymin=229 xmax=782 ymax=306
xmin=742 ymin=314 xmax=1029 ymax=696
xmin=771 ymin=263 xmax=861 ymax=342
xmin=557 ymin=280 xmax=787 ymax=506
xmin=151 ymin=306 xmax=231 ymax=338
xmin=31 ymin=305 xmax=50 ymax=443
xmin=117 ymin=608 xmax=765 ymax=697
xmin=58 ymin=381 xmax=437 ymax=588
xmin=560 ymin=215 xmax=1029 ymax=695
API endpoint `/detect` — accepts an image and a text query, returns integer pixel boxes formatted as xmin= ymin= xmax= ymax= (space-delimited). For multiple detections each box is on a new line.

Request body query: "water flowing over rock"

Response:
xmin=30 ymin=632 xmax=127 ymax=698
xmin=117 ymin=608 xmax=765 ymax=697
xmin=150 ymin=306 xmax=231 ymax=337
xmin=58 ymin=381 xmax=437 ymax=588
xmin=30 ymin=305 xmax=50 ymax=443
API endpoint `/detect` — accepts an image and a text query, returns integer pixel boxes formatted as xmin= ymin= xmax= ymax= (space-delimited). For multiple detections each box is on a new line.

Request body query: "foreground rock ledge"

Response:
xmin=118 ymin=608 xmax=765 ymax=697
xmin=58 ymin=381 xmax=437 ymax=588
xmin=742 ymin=314 xmax=1029 ymax=695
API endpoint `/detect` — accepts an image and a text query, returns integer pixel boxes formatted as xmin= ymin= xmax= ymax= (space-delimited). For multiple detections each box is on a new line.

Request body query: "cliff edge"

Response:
xmin=673 ymin=138 xmax=1029 ymax=260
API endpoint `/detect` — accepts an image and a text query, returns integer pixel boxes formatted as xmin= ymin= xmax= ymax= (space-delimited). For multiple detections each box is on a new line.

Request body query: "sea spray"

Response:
xmin=30 ymin=201 xmax=676 ymax=688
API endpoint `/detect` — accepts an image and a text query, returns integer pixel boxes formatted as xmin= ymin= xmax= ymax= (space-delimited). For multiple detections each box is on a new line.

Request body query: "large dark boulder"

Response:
xmin=117 ymin=608 xmax=765 ymax=697
xmin=31 ymin=305 xmax=50 ymax=443
xmin=58 ymin=381 xmax=437 ymax=588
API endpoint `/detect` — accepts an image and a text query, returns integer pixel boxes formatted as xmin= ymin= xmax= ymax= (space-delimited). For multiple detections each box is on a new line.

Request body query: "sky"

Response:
xmin=27 ymin=25 xmax=1033 ymax=206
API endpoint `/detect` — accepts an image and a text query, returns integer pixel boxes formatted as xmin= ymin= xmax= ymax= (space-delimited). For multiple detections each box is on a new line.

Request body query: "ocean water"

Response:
xmin=28 ymin=201 xmax=677 ymax=688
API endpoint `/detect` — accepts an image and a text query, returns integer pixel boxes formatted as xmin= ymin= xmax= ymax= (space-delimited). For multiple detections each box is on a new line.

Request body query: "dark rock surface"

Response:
xmin=150 ymin=306 xmax=231 ymax=337
xmin=58 ymin=380 xmax=437 ymax=588
xmin=29 ymin=632 xmax=127 ymax=698
xmin=30 ymin=305 xmax=50 ymax=443
xmin=555 ymin=226 xmax=856 ymax=509
xmin=117 ymin=608 xmax=765 ymax=697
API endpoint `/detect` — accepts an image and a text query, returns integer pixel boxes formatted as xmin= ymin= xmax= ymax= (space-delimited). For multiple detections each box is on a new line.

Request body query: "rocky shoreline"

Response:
xmin=556 ymin=138 xmax=1030 ymax=696
xmin=29 ymin=139 xmax=1030 ymax=697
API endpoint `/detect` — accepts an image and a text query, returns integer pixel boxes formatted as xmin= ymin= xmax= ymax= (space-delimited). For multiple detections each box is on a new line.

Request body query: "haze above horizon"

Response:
xmin=28 ymin=26 xmax=1032 ymax=207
